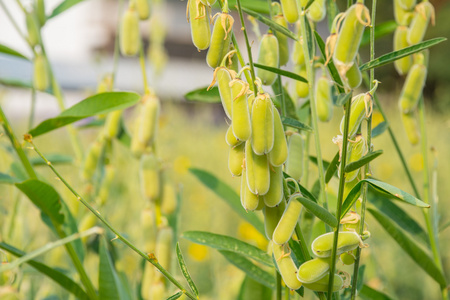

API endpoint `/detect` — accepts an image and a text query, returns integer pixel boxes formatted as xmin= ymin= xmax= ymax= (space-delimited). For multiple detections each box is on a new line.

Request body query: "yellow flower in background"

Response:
xmin=173 ymin=155 xmax=191 ymax=175
xmin=371 ymin=110 xmax=384 ymax=128
xmin=238 ymin=222 xmax=268 ymax=250
xmin=409 ymin=152 xmax=424 ymax=172
xmin=188 ymin=244 xmax=210 ymax=262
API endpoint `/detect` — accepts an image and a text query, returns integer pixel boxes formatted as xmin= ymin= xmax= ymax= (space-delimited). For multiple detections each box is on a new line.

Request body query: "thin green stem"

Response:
xmin=276 ymin=272 xmax=282 ymax=300
xmin=327 ymin=92 xmax=352 ymax=299
xmin=351 ymin=1 xmax=376 ymax=298
xmin=111 ymin=0 xmax=124 ymax=87
xmin=139 ymin=41 xmax=150 ymax=94
xmin=7 ymin=193 xmax=21 ymax=239
xmin=284 ymin=286 xmax=290 ymax=300
xmin=27 ymin=139 xmax=197 ymax=300
xmin=28 ymin=87 xmax=36 ymax=130
xmin=235 ymin=0 xmax=258 ymax=95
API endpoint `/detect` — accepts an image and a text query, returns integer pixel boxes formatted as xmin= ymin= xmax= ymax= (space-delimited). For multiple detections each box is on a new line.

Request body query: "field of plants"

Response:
xmin=0 ymin=0 xmax=449 ymax=299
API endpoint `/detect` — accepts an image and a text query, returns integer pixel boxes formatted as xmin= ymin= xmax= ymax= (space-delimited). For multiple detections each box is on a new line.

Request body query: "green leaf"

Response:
xmin=225 ymin=0 xmax=269 ymax=14
xmin=99 ymin=238 xmax=128 ymax=300
xmin=0 ymin=44 xmax=29 ymax=60
xmin=281 ymin=116 xmax=313 ymax=132
xmin=0 ymin=172 xmax=21 ymax=184
xmin=360 ymin=37 xmax=446 ymax=71
xmin=341 ymin=181 xmax=364 ymax=218
xmin=292 ymin=194 xmax=338 ymax=228
xmin=29 ymin=92 xmax=140 ymax=137
xmin=360 ymin=20 xmax=397 ymax=47
xmin=372 ymin=121 xmax=388 ymax=138
xmin=48 ymin=0 xmax=86 ymax=19
xmin=0 ymin=242 xmax=89 ymax=300
xmin=368 ymin=208 xmax=447 ymax=288
xmin=30 ymin=153 xmax=73 ymax=165
xmin=184 ymin=86 xmax=220 ymax=103
xmin=60 ymin=201 xmax=85 ymax=262
xmin=369 ymin=192 xmax=429 ymax=246
xmin=288 ymin=239 xmax=306 ymax=266
xmin=176 ymin=243 xmax=199 ymax=297
xmin=189 ymin=168 xmax=265 ymax=235
xmin=16 ymin=179 xmax=65 ymax=224
xmin=356 ymin=265 xmax=366 ymax=293
xmin=335 ymin=92 xmax=352 ymax=106
xmin=0 ymin=77 xmax=33 ymax=89
xmin=242 ymin=7 xmax=297 ymax=41
xmin=254 ymin=63 xmax=307 ymax=83
xmin=219 ymin=250 xmax=275 ymax=289
xmin=359 ymin=284 xmax=394 ymax=300
xmin=301 ymin=14 xmax=314 ymax=61
xmin=309 ymin=156 xmax=331 ymax=171
xmin=237 ymin=276 xmax=273 ymax=300
xmin=166 ymin=292 xmax=183 ymax=300
xmin=314 ymin=31 xmax=345 ymax=94
xmin=344 ymin=150 xmax=383 ymax=173
xmin=325 ymin=152 xmax=340 ymax=184
xmin=182 ymin=231 xmax=273 ymax=267
xmin=271 ymin=81 xmax=298 ymax=120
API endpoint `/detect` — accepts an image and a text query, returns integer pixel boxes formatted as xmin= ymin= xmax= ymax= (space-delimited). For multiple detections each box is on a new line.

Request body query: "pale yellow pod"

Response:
xmin=206 ymin=13 xmax=234 ymax=69
xmin=240 ymin=167 xmax=260 ymax=211
xmin=315 ymin=76 xmax=333 ymax=122
xmin=141 ymin=263 xmax=155 ymax=299
xmin=285 ymin=133 xmax=304 ymax=181
xmin=228 ymin=142 xmax=245 ymax=176
xmin=394 ymin=26 xmax=413 ymax=75
xmin=103 ymin=110 xmax=123 ymax=140
xmin=343 ymin=60 xmax=362 ymax=89
xmin=79 ymin=213 xmax=97 ymax=244
xmin=263 ymin=201 xmax=286 ymax=240
xmin=149 ymin=280 xmax=166 ymax=299
xmin=225 ymin=124 xmax=241 ymax=146
xmin=263 ymin=165 xmax=283 ymax=207
xmin=33 ymin=54 xmax=49 ymax=91
xmin=256 ymin=34 xmax=279 ymax=86
xmin=273 ymin=15 xmax=289 ymax=66
xmin=96 ymin=165 xmax=116 ymax=205
xmin=343 ymin=135 xmax=367 ymax=182
xmin=161 ymin=182 xmax=177 ymax=215
xmin=307 ymin=0 xmax=326 ymax=23
xmin=269 ymin=107 xmax=288 ymax=166
xmin=82 ymin=140 xmax=102 ymax=180
xmin=96 ymin=74 xmax=113 ymax=94
xmin=251 ymin=93 xmax=274 ymax=155
xmin=401 ymin=112 xmax=420 ymax=145
xmin=272 ymin=242 xmax=302 ymax=290
xmin=292 ymin=37 xmax=305 ymax=65
xmin=295 ymin=64 xmax=309 ymax=98
xmin=394 ymin=0 xmax=414 ymax=26
xmin=140 ymin=153 xmax=161 ymax=202
xmin=272 ymin=196 xmax=302 ymax=245
xmin=231 ymin=79 xmax=251 ymax=141
xmin=188 ymin=0 xmax=211 ymax=51
xmin=26 ymin=11 xmax=40 ymax=47
xmin=136 ymin=0 xmax=151 ymax=20
xmin=398 ymin=63 xmax=427 ymax=114
xmin=155 ymin=227 xmax=173 ymax=271
xmin=297 ymin=258 xmax=330 ymax=283
xmin=120 ymin=5 xmax=140 ymax=56
xmin=398 ymin=0 xmax=416 ymax=10
xmin=141 ymin=209 xmax=157 ymax=252
xmin=340 ymin=251 xmax=356 ymax=265
xmin=214 ymin=67 xmax=235 ymax=119
xmin=245 ymin=141 xmax=270 ymax=196
xmin=340 ymin=93 xmax=372 ymax=138
xmin=407 ymin=1 xmax=434 ymax=45
xmin=280 ymin=0 xmax=299 ymax=23
xmin=311 ymin=231 xmax=361 ymax=258
xmin=302 ymin=274 xmax=343 ymax=292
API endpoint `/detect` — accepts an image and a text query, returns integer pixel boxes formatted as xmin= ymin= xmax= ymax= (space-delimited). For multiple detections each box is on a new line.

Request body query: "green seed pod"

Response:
xmin=149 ymin=280 xmax=166 ymax=299
xmin=211 ymin=67 xmax=235 ymax=119
xmin=33 ymin=53 xmax=49 ymax=91
xmin=136 ymin=0 xmax=151 ymax=20
xmin=82 ymin=140 xmax=102 ymax=180
xmin=407 ymin=1 xmax=434 ymax=45
xmin=263 ymin=165 xmax=283 ymax=207
xmin=200 ymin=0 xmax=216 ymax=6
xmin=315 ymin=76 xmax=333 ymax=122
xmin=394 ymin=26 xmax=413 ymax=75
xmin=96 ymin=165 xmax=115 ymax=205
xmin=161 ymin=181 xmax=177 ymax=215
xmin=155 ymin=227 xmax=173 ymax=272
xmin=103 ymin=110 xmax=123 ymax=140
xmin=251 ymin=93 xmax=274 ymax=155
xmin=401 ymin=112 xmax=420 ymax=145
xmin=120 ymin=5 xmax=140 ymax=56
xmin=231 ymin=79 xmax=251 ymax=141
xmin=240 ymin=167 xmax=261 ymax=211
xmin=343 ymin=135 xmax=367 ymax=182
xmin=297 ymin=258 xmax=330 ymax=283
xmin=343 ymin=61 xmax=362 ymax=89
xmin=269 ymin=108 xmax=288 ymax=167
xmin=302 ymin=274 xmax=343 ymax=292
xmin=263 ymin=201 xmax=286 ymax=240
xmin=188 ymin=0 xmax=211 ymax=51
xmin=36 ymin=0 xmax=46 ymax=27
xmin=140 ymin=153 xmax=161 ymax=202
xmin=280 ymin=0 xmax=299 ymax=23
xmin=26 ymin=11 xmax=40 ymax=46
xmin=141 ymin=209 xmax=157 ymax=252
xmin=340 ymin=251 xmax=356 ymax=265
xmin=256 ymin=33 xmax=279 ymax=86
xmin=206 ymin=13 xmax=234 ymax=69
xmin=398 ymin=0 xmax=416 ymax=11
xmin=272 ymin=242 xmax=302 ymax=290
xmin=295 ymin=64 xmax=309 ymax=98
xmin=333 ymin=3 xmax=370 ymax=74
xmin=272 ymin=196 xmax=302 ymax=245
xmin=340 ymin=92 xmax=372 ymax=138
xmin=307 ymin=0 xmax=326 ymax=23
xmin=228 ymin=142 xmax=245 ymax=176
xmin=394 ymin=0 xmax=414 ymax=26
xmin=292 ymin=37 xmax=305 ymax=65
xmin=398 ymin=63 xmax=427 ymax=114
xmin=311 ymin=231 xmax=361 ymax=258
xmin=285 ymin=133 xmax=304 ymax=181
xmin=225 ymin=124 xmax=241 ymax=146
xmin=227 ymin=47 xmax=239 ymax=73
xmin=273 ymin=15 xmax=289 ymax=66
xmin=245 ymin=141 xmax=270 ymax=196
xmin=343 ymin=176 xmax=359 ymax=200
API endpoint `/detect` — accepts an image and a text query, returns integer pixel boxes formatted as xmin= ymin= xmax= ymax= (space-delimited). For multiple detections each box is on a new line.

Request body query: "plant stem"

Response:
xmin=139 ymin=41 xmax=150 ymax=94
xmin=112 ymin=0 xmax=124 ymax=87
xmin=27 ymin=139 xmax=197 ymax=300
xmin=276 ymin=272 xmax=282 ymax=300
xmin=28 ymin=88 xmax=36 ymax=130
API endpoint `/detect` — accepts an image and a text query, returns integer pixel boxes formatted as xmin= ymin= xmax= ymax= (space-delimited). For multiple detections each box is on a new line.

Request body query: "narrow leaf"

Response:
xmin=288 ymin=240 xmax=306 ymax=267
xmin=360 ymin=38 xmax=446 ymax=71
xmin=341 ymin=181 xmax=364 ymax=218
xmin=309 ymin=156 xmax=331 ymax=171
xmin=271 ymin=81 xmax=298 ymax=120
xmin=99 ymin=238 xmax=128 ymax=300
xmin=325 ymin=152 xmax=340 ymax=184
xmin=356 ymin=265 xmax=366 ymax=293
xmin=176 ymin=243 xmax=199 ymax=297
xmin=0 ymin=77 xmax=33 ymax=89
xmin=359 ymin=284 xmax=394 ymax=300
xmin=16 ymin=179 xmax=65 ymax=224
xmin=281 ymin=116 xmax=313 ymax=132
xmin=292 ymin=195 xmax=338 ymax=228
xmin=369 ymin=208 xmax=447 ymax=288
xmin=0 ymin=242 xmax=89 ymax=300
xmin=0 ymin=44 xmax=29 ymax=60
xmin=360 ymin=20 xmax=397 ymax=47
xmin=184 ymin=86 xmax=220 ymax=103
xmin=344 ymin=150 xmax=383 ymax=173
xmin=225 ymin=0 xmax=270 ymax=14
xmin=372 ymin=121 xmax=388 ymax=138
xmin=314 ymin=31 xmax=345 ymax=93
xmin=254 ymin=63 xmax=307 ymax=83
xmin=242 ymin=7 xmax=297 ymax=41
xmin=29 ymin=92 xmax=140 ymax=137
xmin=335 ymin=92 xmax=352 ymax=106
xmin=166 ymin=292 xmax=183 ymax=300
xmin=49 ymin=0 xmax=86 ymax=19
xmin=219 ymin=250 xmax=275 ymax=289
xmin=0 ymin=172 xmax=21 ymax=184
xmin=189 ymin=168 xmax=265 ymax=234
xmin=30 ymin=153 xmax=73 ymax=165
xmin=182 ymin=231 xmax=273 ymax=267
xmin=237 ymin=276 xmax=273 ymax=300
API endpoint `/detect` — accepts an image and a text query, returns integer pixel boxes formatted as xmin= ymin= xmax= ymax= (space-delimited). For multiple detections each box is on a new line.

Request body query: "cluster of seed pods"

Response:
xmin=393 ymin=0 xmax=434 ymax=145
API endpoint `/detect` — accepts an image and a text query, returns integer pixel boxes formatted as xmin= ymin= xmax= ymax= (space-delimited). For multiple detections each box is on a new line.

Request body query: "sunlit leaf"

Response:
xmin=176 ymin=243 xmax=199 ymax=297
xmin=184 ymin=86 xmax=220 ymax=103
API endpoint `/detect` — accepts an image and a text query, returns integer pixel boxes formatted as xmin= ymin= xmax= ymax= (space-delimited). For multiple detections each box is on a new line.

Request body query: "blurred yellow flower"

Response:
xmin=371 ymin=110 xmax=384 ymax=128
xmin=238 ymin=222 xmax=268 ymax=249
xmin=173 ymin=156 xmax=191 ymax=175
xmin=409 ymin=152 xmax=424 ymax=172
xmin=188 ymin=244 xmax=210 ymax=262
